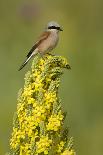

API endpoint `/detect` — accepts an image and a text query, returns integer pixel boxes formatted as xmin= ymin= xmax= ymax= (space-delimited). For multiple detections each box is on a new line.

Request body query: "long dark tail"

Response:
xmin=18 ymin=50 xmax=38 ymax=71
xmin=18 ymin=54 xmax=32 ymax=71
xmin=18 ymin=44 xmax=39 ymax=71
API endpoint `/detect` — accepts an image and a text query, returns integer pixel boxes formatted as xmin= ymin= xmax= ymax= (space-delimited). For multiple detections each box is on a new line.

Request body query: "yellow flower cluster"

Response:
xmin=36 ymin=135 xmax=52 ymax=154
xmin=46 ymin=111 xmax=64 ymax=131
xmin=57 ymin=141 xmax=65 ymax=153
xmin=61 ymin=149 xmax=76 ymax=155
xmin=10 ymin=54 xmax=75 ymax=155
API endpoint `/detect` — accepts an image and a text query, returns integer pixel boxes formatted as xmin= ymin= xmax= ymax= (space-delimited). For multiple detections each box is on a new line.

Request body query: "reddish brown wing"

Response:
xmin=37 ymin=31 xmax=50 ymax=44
xmin=27 ymin=31 xmax=50 ymax=58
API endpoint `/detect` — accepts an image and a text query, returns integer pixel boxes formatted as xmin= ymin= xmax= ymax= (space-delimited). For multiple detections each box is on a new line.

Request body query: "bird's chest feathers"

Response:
xmin=39 ymin=32 xmax=59 ymax=52
xmin=48 ymin=32 xmax=59 ymax=49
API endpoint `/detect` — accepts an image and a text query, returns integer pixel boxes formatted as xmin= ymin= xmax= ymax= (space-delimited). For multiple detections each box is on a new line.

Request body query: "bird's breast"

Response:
xmin=38 ymin=32 xmax=59 ymax=53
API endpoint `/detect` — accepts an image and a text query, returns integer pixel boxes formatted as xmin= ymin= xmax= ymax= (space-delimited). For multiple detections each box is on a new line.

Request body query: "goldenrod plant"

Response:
xmin=9 ymin=54 xmax=76 ymax=155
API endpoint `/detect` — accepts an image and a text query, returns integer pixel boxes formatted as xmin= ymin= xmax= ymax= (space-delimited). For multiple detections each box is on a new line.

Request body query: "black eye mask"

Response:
xmin=48 ymin=26 xmax=63 ymax=31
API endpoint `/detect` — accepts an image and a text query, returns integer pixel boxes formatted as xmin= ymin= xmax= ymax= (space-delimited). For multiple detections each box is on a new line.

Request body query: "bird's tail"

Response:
xmin=18 ymin=51 xmax=37 ymax=71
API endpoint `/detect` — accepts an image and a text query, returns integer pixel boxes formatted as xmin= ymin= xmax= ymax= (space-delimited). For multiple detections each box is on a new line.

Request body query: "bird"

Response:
xmin=18 ymin=21 xmax=63 ymax=71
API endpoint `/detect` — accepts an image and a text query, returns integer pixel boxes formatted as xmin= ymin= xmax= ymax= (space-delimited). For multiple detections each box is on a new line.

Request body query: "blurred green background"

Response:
xmin=0 ymin=0 xmax=103 ymax=154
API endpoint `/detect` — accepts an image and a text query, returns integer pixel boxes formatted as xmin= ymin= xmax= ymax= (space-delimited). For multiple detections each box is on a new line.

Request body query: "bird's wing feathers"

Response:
xmin=19 ymin=31 xmax=50 ymax=71
xmin=26 ymin=44 xmax=37 ymax=58
xmin=26 ymin=31 xmax=50 ymax=58
xmin=37 ymin=31 xmax=50 ymax=44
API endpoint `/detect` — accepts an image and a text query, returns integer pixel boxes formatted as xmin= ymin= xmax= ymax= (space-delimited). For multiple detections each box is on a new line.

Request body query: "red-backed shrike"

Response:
xmin=18 ymin=21 xmax=63 ymax=71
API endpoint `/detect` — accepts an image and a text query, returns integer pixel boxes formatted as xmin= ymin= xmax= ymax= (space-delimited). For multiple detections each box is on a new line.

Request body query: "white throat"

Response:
xmin=48 ymin=28 xmax=59 ymax=33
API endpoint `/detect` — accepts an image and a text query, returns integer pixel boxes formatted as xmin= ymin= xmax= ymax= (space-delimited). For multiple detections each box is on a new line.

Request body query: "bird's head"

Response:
xmin=46 ymin=21 xmax=63 ymax=32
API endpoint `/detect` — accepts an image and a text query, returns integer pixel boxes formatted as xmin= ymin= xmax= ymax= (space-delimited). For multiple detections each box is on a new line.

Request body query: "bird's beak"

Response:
xmin=60 ymin=28 xmax=63 ymax=31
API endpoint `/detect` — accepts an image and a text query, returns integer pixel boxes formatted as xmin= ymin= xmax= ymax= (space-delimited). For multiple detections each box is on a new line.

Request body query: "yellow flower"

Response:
xmin=10 ymin=54 xmax=74 ymax=155
xmin=36 ymin=135 xmax=52 ymax=154
xmin=27 ymin=97 xmax=35 ymax=104
xmin=57 ymin=141 xmax=65 ymax=153
xmin=46 ymin=111 xmax=64 ymax=131
xmin=61 ymin=149 xmax=76 ymax=155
